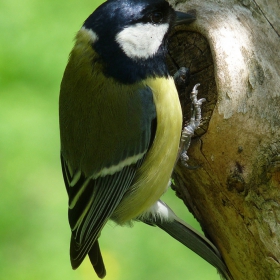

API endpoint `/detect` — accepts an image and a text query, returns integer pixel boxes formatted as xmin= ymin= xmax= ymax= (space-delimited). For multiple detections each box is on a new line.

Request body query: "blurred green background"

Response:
xmin=0 ymin=0 xmax=221 ymax=279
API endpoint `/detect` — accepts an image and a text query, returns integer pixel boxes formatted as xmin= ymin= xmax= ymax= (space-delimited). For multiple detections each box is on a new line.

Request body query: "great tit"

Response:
xmin=59 ymin=0 xmax=231 ymax=279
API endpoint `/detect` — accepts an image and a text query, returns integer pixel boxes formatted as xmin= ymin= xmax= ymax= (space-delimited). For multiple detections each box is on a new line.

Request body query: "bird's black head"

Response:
xmin=83 ymin=0 xmax=192 ymax=84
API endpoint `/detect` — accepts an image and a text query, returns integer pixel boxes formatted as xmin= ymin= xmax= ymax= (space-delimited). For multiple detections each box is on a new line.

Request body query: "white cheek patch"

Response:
xmin=115 ymin=23 xmax=169 ymax=59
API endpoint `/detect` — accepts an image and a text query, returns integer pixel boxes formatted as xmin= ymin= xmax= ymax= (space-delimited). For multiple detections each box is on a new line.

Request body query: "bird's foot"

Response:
xmin=173 ymin=67 xmax=190 ymax=91
xmin=180 ymin=83 xmax=205 ymax=167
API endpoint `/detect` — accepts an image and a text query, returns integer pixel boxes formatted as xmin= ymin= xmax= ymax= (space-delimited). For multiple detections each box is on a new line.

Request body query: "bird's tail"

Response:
xmin=140 ymin=200 xmax=233 ymax=280
xmin=88 ymin=240 xmax=106 ymax=279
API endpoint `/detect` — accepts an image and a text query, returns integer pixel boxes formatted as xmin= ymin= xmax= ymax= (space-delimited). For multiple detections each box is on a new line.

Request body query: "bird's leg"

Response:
xmin=179 ymin=83 xmax=205 ymax=167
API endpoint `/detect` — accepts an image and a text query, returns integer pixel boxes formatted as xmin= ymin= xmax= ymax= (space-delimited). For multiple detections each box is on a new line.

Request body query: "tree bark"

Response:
xmin=167 ymin=0 xmax=280 ymax=279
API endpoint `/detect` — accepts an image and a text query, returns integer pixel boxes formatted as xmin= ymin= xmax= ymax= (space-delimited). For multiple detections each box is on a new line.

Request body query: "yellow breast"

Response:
xmin=112 ymin=76 xmax=182 ymax=224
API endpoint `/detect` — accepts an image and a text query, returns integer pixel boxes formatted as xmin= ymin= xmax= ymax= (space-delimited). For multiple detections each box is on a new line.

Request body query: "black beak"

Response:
xmin=175 ymin=10 xmax=196 ymax=25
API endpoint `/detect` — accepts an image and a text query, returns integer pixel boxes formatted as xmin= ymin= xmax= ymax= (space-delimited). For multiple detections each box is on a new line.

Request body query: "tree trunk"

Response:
xmin=167 ymin=0 xmax=280 ymax=279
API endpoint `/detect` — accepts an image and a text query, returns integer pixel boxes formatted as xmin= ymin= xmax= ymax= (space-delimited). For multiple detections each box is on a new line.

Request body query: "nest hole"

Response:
xmin=167 ymin=26 xmax=217 ymax=136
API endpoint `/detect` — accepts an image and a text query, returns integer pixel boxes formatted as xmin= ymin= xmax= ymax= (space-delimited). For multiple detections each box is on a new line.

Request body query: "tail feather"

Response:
xmin=70 ymin=236 xmax=106 ymax=278
xmin=158 ymin=218 xmax=232 ymax=280
xmin=140 ymin=200 xmax=233 ymax=280
xmin=88 ymin=240 xmax=106 ymax=279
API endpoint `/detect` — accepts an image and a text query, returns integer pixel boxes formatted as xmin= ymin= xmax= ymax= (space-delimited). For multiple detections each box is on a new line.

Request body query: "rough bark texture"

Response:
xmin=167 ymin=0 xmax=280 ymax=279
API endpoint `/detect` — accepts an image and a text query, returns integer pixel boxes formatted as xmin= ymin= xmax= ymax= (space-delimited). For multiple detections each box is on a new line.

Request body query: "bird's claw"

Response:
xmin=180 ymin=83 xmax=205 ymax=167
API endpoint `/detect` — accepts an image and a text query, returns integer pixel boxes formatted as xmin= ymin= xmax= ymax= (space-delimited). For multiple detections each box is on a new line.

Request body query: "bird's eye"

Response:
xmin=149 ymin=11 xmax=163 ymax=24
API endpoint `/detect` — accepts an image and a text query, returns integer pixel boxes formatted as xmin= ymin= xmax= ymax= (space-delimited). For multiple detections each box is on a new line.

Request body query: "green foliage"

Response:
xmin=0 ymin=0 xmax=220 ymax=279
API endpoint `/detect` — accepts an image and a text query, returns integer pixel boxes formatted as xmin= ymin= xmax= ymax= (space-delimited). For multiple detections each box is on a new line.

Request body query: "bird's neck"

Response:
xmin=93 ymin=40 xmax=170 ymax=84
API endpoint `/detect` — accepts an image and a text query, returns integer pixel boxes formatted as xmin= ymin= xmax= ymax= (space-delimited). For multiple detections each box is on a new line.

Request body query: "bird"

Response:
xmin=59 ymin=0 xmax=232 ymax=279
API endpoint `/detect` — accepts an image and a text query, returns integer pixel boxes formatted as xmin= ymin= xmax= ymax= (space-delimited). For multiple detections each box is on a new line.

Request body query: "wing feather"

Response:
xmin=60 ymin=81 xmax=157 ymax=272
xmin=62 ymin=153 xmax=144 ymax=269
